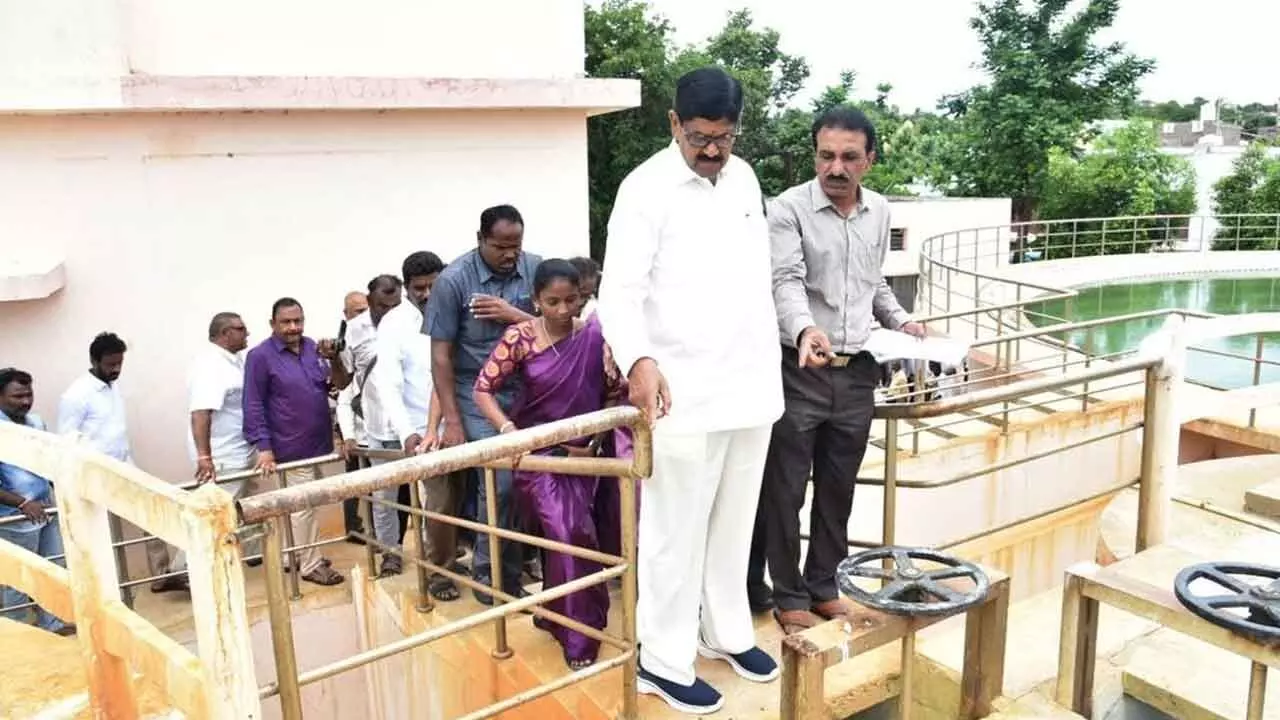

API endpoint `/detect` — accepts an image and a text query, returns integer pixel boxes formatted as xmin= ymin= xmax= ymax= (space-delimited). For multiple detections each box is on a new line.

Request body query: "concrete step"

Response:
xmin=368 ymin=573 xmax=913 ymax=719
xmin=913 ymin=577 xmax=1160 ymax=718
xmin=1121 ymin=628 xmax=1280 ymax=720
xmin=1244 ymin=478 xmax=1280 ymax=521
xmin=985 ymin=692 xmax=1086 ymax=719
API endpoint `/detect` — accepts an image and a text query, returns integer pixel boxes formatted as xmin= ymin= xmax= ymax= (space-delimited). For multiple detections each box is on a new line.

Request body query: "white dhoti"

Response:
xmin=637 ymin=423 xmax=772 ymax=685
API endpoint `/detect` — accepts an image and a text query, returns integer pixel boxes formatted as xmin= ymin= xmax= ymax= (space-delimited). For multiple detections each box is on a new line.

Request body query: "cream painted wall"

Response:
xmin=0 ymin=0 xmax=586 ymax=109
xmin=884 ymin=197 xmax=1012 ymax=277
xmin=122 ymin=0 xmax=585 ymax=79
xmin=0 ymin=109 xmax=589 ymax=485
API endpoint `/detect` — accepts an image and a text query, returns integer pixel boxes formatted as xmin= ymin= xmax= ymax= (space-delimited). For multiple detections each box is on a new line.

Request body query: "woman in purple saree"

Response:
xmin=473 ymin=259 xmax=629 ymax=669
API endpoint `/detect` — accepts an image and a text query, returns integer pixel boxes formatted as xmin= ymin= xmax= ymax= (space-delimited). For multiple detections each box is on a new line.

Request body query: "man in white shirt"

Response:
xmin=347 ymin=274 xmax=407 ymax=577
xmin=182 ymin=312 xmax=260 ymax=567
xmin=57 ymin=332 xmax=184 ymax=594
xmin=379 ymin=251 xmax=464 ymax=598
xmin=336 ymin=290 xmax=372 ymax=542
xmin=597 ymin=66 xmax=784 ymax=714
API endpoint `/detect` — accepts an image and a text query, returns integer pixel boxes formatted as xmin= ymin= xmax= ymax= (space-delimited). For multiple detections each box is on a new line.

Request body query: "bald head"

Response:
xmin=343 ymin=291 xmax=368 ymax=320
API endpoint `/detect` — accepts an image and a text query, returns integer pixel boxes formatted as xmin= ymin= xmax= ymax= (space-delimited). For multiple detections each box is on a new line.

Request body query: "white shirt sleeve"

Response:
xmin=188 ymin=359 xmax=223 ymax=413
xmin=373 ymin=313 xmax=415 ymax=444
xmin=597 ymin=176 xmax=660 ymax=376
xmin=336 ymin=382 xmax=357 ymax=441
xmin=56 ymin=385 xmax=87 ymax=437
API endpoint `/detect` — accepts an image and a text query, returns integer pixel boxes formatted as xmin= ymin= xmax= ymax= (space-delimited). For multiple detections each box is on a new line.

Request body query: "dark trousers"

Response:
xmin=343 ymin=454 xmax=369 ymax=533
xmin=763 ymin=346 xmax=876 ymax=612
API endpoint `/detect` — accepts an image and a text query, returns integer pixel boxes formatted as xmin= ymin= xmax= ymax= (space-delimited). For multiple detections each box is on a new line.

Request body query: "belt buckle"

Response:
xmin=828 ymin=354 xmax=852 ymax=368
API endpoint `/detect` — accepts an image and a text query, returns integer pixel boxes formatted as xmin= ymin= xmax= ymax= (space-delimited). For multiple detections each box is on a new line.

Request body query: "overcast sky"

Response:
xmin=627 ymin=0 xmax=1277 ymax=113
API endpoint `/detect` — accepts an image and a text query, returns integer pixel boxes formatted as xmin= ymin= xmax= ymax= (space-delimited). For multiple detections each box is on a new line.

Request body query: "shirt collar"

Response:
xmin=208 ymin=342 xmax=243 ymax=365
xmin=269 ymin=334 xmax=308 ymax=354
xmin=472 ymin=248 xmax=525 ymax=283
xmin=85 ymin=371 xmax=110 ymax=391
xmin=664 ymin=141 xmax=732 ymax=187
xmin=808 ymin=179 xmax=869 ymax=217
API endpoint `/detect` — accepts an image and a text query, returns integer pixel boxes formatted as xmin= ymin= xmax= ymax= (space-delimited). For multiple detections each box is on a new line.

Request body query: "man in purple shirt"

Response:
xmin=243 ymin=297 xmax=351 ymax=586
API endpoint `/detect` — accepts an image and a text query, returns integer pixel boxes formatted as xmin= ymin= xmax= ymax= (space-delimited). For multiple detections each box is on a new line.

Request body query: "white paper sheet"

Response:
xmin=863 ymin=329 xmax=971 ymax=366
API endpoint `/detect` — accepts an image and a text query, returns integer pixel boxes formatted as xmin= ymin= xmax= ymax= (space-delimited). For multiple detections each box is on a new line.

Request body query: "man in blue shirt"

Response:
xmin=0 ymin=368 xmax=75 ymax=635
xmin=424 ymin=204 xmax=541 ymax=604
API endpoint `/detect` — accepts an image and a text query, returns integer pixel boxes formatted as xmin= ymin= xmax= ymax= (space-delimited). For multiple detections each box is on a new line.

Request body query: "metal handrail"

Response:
xmin=238 ymin=405 xmax=648 ymax=720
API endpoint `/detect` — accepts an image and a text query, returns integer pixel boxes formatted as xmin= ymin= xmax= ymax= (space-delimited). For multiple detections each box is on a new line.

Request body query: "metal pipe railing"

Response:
xmin=239 ymin=406 xmax=647 ymax=720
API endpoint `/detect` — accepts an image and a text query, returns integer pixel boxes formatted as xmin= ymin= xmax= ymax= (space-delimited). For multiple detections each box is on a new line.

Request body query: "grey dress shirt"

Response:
xmin=768 ymin=179 xmax=911 ymax=353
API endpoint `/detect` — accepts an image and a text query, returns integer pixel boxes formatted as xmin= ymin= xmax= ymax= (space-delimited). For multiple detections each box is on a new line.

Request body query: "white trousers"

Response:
xmin=637 ymin=424 xmax=771 ymax=686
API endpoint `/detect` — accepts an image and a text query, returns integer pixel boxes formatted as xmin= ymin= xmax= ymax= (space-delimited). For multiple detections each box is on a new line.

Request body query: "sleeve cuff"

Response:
xmin=885 ymin=311 xmax=911 ymax=331
xmin=255 ymin=439 xmax=272 ymax=452
xmin=611 ymin=345 xmax=651 ymax=378
xmin=784 ymin=314 xmax=817 ymax=348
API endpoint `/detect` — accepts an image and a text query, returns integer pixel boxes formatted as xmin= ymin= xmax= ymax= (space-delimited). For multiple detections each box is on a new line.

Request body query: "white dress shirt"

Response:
xmin=372 ymin=301 xmax=435 ymax=444
xmin=598 ymin=143 xmax=784 ymax=434
xmin=186 ymin=343 xmax=254 ymax=468
xmin=337 ymin=310 xmax=386 ymax=443
xmin=57 ymin=372 xmax=132 ymax=462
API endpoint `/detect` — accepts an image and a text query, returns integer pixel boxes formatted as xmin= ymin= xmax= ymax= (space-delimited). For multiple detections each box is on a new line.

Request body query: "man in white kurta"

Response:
xmin=597 ymin=65 xmax=784 ymax=715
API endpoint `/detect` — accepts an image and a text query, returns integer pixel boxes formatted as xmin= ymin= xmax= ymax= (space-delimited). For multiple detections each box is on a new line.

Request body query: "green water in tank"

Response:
xmin=1029 ymin=276 xmax=1280 ymax=390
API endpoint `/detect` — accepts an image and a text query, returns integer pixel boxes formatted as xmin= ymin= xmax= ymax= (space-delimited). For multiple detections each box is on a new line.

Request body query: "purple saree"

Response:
xmin=474 ymin=315 xmax=631 ymax=665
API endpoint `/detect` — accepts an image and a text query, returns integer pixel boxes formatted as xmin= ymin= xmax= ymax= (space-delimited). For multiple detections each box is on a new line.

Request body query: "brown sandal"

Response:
xmin=302 ymin=564 xmax=345 ymax=586
xmin=811 ymin=598 xmax=858 ymax=622
xmin=773 ymin=608 xmax=822 ymax=635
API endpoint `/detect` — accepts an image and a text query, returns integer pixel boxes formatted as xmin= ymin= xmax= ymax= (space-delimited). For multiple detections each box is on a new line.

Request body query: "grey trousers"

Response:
xmin=763 ymin=346 xmax=877 ymax=612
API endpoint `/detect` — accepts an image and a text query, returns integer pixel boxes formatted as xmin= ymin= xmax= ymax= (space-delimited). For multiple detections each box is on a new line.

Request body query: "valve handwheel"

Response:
xmin=1173 ymin=561 xmax=1280 ymax=642
xmin=836 ymin=546 xmax=990 ymax=617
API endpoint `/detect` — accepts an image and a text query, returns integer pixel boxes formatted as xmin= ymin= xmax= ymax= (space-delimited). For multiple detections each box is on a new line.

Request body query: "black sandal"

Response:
xmin=429 ymin=576 xmax=460 ymax=601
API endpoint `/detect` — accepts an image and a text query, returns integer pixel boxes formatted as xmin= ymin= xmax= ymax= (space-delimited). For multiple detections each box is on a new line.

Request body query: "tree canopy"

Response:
xmin=582 ymin=0 xmax=1275 ymax=259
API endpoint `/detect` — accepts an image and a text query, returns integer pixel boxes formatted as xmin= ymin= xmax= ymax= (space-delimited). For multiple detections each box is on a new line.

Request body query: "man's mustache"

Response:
xmin=825 ymin=175 xmax=850 ymax=183
xmin=696 ymin=155 xmax=724 ymax=163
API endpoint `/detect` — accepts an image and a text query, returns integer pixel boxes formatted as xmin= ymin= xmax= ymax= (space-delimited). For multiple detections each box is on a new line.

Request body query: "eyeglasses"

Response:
xmin=682 ymin=129 xmax=738 ymax=150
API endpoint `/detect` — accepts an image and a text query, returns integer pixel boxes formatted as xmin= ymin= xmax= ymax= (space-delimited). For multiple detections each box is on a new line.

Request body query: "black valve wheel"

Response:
xmin=1173 ymin=561 xmax=1280 ymax=642
xmin=836 ymin=546 xmax=990 ymax=617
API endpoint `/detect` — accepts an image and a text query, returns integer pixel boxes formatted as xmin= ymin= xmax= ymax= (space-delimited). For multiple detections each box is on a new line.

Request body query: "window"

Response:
xmin=889 ymin=227 xmax=907 ymax=251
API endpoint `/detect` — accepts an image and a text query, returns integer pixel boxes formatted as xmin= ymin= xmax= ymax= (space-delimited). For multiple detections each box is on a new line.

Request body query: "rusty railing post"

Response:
xmin=263 ymin=517 xmax=304 ymax=720
xmin=484 ymin=467 xmax=512 ymax=658
xmin=408 ymin=479 xmax=433 ymax=613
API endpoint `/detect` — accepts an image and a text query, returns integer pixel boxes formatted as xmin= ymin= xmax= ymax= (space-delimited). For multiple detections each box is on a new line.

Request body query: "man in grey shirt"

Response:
xmin=761 ymin=107 xmax=926 ymax=634
xmin=424 ymin=204 xmax=540 ymax=604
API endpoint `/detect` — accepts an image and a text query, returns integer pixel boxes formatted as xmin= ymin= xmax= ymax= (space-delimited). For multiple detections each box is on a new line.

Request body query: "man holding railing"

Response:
xmin=243 ymin=298 xmax=351 ymax=587
xmin=763 ymin=107 xmax=925 ymax=634
xmin=425 ymin=206 xmax=541 ymax=605
xmin=0 ymin=368 xmax=75 ymax=636
xmin=185 ymin=312 xmax=261 ymax=569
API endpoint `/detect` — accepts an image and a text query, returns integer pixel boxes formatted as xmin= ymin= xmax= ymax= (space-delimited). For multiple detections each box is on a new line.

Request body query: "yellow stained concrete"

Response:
xmin=0 ymin=617 xmax=174 ymax=719
xmin=365 ymin=568 xmax=921 ymax=720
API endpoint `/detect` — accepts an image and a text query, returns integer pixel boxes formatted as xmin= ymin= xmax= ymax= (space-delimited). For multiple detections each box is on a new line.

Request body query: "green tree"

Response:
xmin=672 ymin=9 xmax=810 ymax=196
xmin=932 ymin=0 xmax=1155 ymax=226
xmin=1038 ymin=121 xmax=1196 ymax=258
xmin=756 ymin=71 xmax=951 ymax=197
xmin=1135 ymin=98 xmax=1206 ymax=124
xmin=1212 ymin=143 xmax=1280 ymax=250
xmin=584 ymin=0 xmax=680 ymax=261
xmin=583 ymin=3 xmax=810 ymax=254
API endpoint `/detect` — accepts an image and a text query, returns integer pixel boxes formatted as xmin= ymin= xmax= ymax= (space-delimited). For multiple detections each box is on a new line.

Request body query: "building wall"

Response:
xmin=0 ymin=109 xmax=589 ymax=483
xmin=0 ymin=0 xmax=586 ymax=108
xmin=122 ymin=1 xmax=585 ymax=79
xmin=884 ymin=197 xmax=1013 ymax=278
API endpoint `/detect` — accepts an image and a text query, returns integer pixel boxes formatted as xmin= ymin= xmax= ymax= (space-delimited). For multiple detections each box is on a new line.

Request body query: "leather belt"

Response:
xmin=826 ymin=351 xmax=873 ymax=368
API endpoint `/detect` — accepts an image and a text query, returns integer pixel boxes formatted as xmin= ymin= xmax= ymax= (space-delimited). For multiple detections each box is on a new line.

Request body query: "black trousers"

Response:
xmin=763 ymin=346 xmax=877 ymax=611
xmin=343 ymin=455 xmax=369 ymax=533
